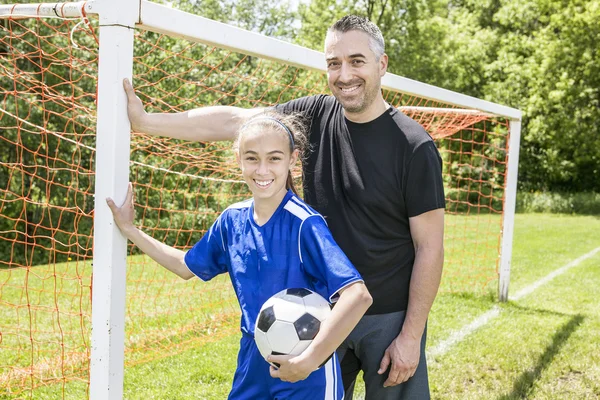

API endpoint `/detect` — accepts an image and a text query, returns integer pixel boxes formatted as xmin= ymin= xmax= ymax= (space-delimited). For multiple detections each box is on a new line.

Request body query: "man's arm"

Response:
xmin=378 ymin=207 xmax=444 ymax=386
xmin=124 ymin=79 xmax=265 ymax=141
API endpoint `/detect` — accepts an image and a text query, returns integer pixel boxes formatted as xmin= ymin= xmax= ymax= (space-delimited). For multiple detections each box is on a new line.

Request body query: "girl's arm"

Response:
xmin=106 ymin=183 xmax=193 ymax=280
xmin=269 ymin=281 xmax=372 ymax=382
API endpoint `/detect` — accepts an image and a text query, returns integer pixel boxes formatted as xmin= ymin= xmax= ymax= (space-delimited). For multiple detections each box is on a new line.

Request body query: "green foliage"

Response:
xmin=484 ymin=0 xmax=600 ymax=192
xmin=171 ymin=0 xmax=298 ymax=39
xmin=296 ymin=0 xmax=600 ymax=193
xmin=0 ymin=0 xmax=308 ymax=268
xmin=516 ymin=191 xmax=600 ymax=214
xmin=0 ymin=18 xmax=97 ymax=267
xmin=2 ymin=0 xmax=599 ymax=270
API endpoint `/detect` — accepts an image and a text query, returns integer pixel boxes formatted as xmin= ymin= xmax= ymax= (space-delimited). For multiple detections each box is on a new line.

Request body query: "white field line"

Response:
xmin=428 ymin=246 xmax=600 ymax=359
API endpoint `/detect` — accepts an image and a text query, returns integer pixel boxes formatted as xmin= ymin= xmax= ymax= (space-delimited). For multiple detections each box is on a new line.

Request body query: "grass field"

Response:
xmin=2 ymin=213 xmax=599 ymax=399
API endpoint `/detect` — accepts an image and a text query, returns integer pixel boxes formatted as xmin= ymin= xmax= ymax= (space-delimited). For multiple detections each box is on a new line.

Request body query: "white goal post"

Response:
xmin=0 ymin=0 xmax=521 ymax=398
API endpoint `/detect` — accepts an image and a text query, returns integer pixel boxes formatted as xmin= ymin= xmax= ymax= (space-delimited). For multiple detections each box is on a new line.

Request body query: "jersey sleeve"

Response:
xmin=405 ymin=141 xmax=446 ymax=217
xmin=299 ymin=215 xmax=363 ymax=302
xmin=184 ymin=213 xmax=228 ymax=281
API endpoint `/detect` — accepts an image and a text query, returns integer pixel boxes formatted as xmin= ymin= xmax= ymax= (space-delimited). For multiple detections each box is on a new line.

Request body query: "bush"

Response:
xmin=516 ymin=192 xmax=600 ymax=215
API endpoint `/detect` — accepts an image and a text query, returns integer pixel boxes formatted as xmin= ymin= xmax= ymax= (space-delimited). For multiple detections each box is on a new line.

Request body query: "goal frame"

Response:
xmin=0 ymin=0 xmax=522 ymax=398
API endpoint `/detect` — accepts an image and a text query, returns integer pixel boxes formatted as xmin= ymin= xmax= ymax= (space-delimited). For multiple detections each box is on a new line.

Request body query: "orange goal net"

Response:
xmin=0 ymin=5 xmax=514 ymax=398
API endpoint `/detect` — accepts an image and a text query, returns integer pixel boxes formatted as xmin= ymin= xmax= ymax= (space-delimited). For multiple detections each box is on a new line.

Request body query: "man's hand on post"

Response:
xmin=123 ymin=78 xmax=146 ymax=132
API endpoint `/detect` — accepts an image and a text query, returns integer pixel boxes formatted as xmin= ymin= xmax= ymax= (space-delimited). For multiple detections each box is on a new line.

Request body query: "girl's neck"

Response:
xmin=253 ymin=188 xmax=288 ymax=226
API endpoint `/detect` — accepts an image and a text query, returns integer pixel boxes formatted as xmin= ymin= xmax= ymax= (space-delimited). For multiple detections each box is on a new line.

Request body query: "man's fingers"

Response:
xmin=386 ymin=363 xmax=418 ymax=387
xmin=383 ymin=358 xmax=417 ymax=387
xmin=384 ymin=369 xmax=408 ymax=387
xmin=126 ymin=182 xmax=134 ymax=203
xmin=122 ymin=78 xmax=134 ymax=96
xmin=383 ymin=360 xmax=400 ymax=387
xmin=409 ymin=366 xmax=417 ymax=379
xmin=383 ymin=371 xmax=399 ymax=387
xmin=378 ymin=351 xmax=390 ymax=375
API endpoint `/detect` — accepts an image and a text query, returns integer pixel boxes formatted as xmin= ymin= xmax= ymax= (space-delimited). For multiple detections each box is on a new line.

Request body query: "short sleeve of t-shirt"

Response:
xmin=299 ymin=215 xmax=363 ymax=302
xmin=274 ymin=95 xmax=322 ymax=116
xmin=184 ymin=214 xmax=228 ymax=281
xmin=405 ymin=141 xmax=446 ymax=217
xmin=274 ymin=96 xmax=327 ymax=143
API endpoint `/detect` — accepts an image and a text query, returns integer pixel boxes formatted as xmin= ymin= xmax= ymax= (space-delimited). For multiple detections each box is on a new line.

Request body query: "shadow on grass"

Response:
xmin=497 ymin=313 xmax=584 ymax=400
xmin=440 ymin=290 xmax=498 ymax=304
xmin=500 ymin=301 xmax=576 ymax=318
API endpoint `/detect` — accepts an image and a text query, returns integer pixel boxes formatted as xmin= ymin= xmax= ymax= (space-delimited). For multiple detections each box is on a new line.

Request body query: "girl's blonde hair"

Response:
xmin=234 ymin=110 xmax=308 ymax=196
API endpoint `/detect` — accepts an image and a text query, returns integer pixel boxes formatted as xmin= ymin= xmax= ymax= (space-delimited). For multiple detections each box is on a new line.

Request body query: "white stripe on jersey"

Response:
xmin=324 ymin=354 xmax=335 ymax=400
xmin=284 ymin=201 xmax=311 ymax=263
xmin=290 ymin=196 xmax=315 ymax=216
xmin=284 ymin=197 xmax=328 ymax=264
xmin=283 ymin=198 xmax=314 ymax=220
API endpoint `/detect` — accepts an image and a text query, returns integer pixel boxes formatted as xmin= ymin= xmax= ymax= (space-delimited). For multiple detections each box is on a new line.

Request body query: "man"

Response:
xmin=125 ymin=15 xmax=444 ymax=400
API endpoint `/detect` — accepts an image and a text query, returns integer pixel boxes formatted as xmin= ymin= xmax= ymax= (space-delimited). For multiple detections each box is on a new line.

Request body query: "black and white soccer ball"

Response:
xmin=254 ymin=288 xmax=331 ymax=368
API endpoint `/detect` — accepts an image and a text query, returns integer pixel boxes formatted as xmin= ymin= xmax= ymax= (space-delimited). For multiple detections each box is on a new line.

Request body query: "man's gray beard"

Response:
xmin=336 ymin=92 xmax=374 ymax=114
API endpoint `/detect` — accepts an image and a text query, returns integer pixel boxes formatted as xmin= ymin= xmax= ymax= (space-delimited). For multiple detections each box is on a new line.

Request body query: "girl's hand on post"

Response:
xmin=106 ymin=182 xmax=136 ymax=235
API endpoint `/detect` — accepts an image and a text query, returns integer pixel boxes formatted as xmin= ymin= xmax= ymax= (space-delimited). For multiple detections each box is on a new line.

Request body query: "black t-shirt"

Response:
xmin=276 ymin=95 xmax=445 ymax=314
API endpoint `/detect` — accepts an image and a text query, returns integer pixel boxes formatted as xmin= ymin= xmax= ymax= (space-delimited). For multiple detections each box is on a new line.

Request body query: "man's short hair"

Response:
xmin=328 ymin=15 xmax=385 ymax=59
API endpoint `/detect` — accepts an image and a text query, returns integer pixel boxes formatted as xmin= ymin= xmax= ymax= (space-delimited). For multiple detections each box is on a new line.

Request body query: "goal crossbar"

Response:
xmin=1 ymin=0 xmax=522 ymax=120
xmin=133 ymin=0 xmax=522 ymax=120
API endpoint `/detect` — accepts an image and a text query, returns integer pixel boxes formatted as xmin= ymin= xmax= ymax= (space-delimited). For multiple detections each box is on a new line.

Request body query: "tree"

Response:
xmin=295 ymin=0 xmax=600 ymax=192
xmin=483 ymin=0 xmax=600 ymax=191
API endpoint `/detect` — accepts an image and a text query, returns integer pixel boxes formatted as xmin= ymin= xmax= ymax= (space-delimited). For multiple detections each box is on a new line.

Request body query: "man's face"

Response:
xmin=324 ymin=30 xmax=387 ymax=116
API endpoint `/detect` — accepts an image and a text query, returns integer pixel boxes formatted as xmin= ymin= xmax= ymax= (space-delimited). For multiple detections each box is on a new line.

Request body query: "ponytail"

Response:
xmin=286 ymin=171 xmax=298 ymax=196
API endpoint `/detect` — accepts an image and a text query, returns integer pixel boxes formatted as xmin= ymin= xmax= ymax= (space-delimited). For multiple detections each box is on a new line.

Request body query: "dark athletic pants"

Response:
xmin=337 ymin=311 xmax=430 ymax=400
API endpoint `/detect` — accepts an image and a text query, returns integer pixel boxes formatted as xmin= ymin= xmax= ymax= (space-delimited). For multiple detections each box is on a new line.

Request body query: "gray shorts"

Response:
xmin=336 ymin=311 xmax=429 ymax=400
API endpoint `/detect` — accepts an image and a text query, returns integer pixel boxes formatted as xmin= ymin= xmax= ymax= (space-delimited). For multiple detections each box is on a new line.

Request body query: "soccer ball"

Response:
xmin=254 ymin=288 xmax=331 ymax=368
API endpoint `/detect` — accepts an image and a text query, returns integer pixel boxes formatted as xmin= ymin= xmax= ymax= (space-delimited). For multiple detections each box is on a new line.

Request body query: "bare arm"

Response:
xmin=402 ymin=208 xmax=444 ymax=341
xmin=269 ymin=281 xmax=372 ymax=382
xmin=124 ymin=78 xmax=265 ymax=141
xmin=379 ymin=207 xmax=444 ymax=386
xmin=106 ymin=183 xmax=193 ymax=280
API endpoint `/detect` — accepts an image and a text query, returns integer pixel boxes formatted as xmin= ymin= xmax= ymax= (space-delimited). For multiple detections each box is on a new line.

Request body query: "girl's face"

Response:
xmin=236 ymin=126 xmax=298 ymax=205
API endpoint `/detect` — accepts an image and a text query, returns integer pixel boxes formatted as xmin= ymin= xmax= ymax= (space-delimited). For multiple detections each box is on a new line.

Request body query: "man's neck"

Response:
xmin=344 ymin=97 xmax=390 ymax=123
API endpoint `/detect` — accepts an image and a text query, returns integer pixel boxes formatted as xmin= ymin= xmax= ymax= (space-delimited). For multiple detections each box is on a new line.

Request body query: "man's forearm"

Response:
xmin=124 ymin=78 xmax=265 ymax=141
xmin=136 ymin=106 xmax=264 ymax=141
xmin=400 ymin=245 xmax=444 ymax=340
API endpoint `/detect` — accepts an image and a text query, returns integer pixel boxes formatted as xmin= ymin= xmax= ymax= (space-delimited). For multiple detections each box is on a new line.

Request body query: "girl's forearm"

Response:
xmin=120 ymin=225 xmax=193 ymax=280
xmin=300 ymin=282 xmax=372 ymax=368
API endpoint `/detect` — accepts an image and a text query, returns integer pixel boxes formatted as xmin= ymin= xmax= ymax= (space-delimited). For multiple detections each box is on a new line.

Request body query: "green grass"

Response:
xmin=428 ymin=214 xmax=600 ymax=399
xmin=2 ymin=213 xmax=599 ymax=399
xmin=0 ymin=255 xmax=239 ymax=399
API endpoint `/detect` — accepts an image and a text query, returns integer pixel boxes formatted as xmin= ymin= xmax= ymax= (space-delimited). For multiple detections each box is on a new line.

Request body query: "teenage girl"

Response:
xmin=106 ymin=111 xmax=372 ymax=399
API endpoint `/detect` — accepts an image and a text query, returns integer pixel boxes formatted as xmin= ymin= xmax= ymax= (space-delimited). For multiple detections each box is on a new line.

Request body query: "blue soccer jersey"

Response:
xmin=184 ymin=190 xmax=361 ymax=399
xmin=184 ymin=189 xmax=363 ymax=337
